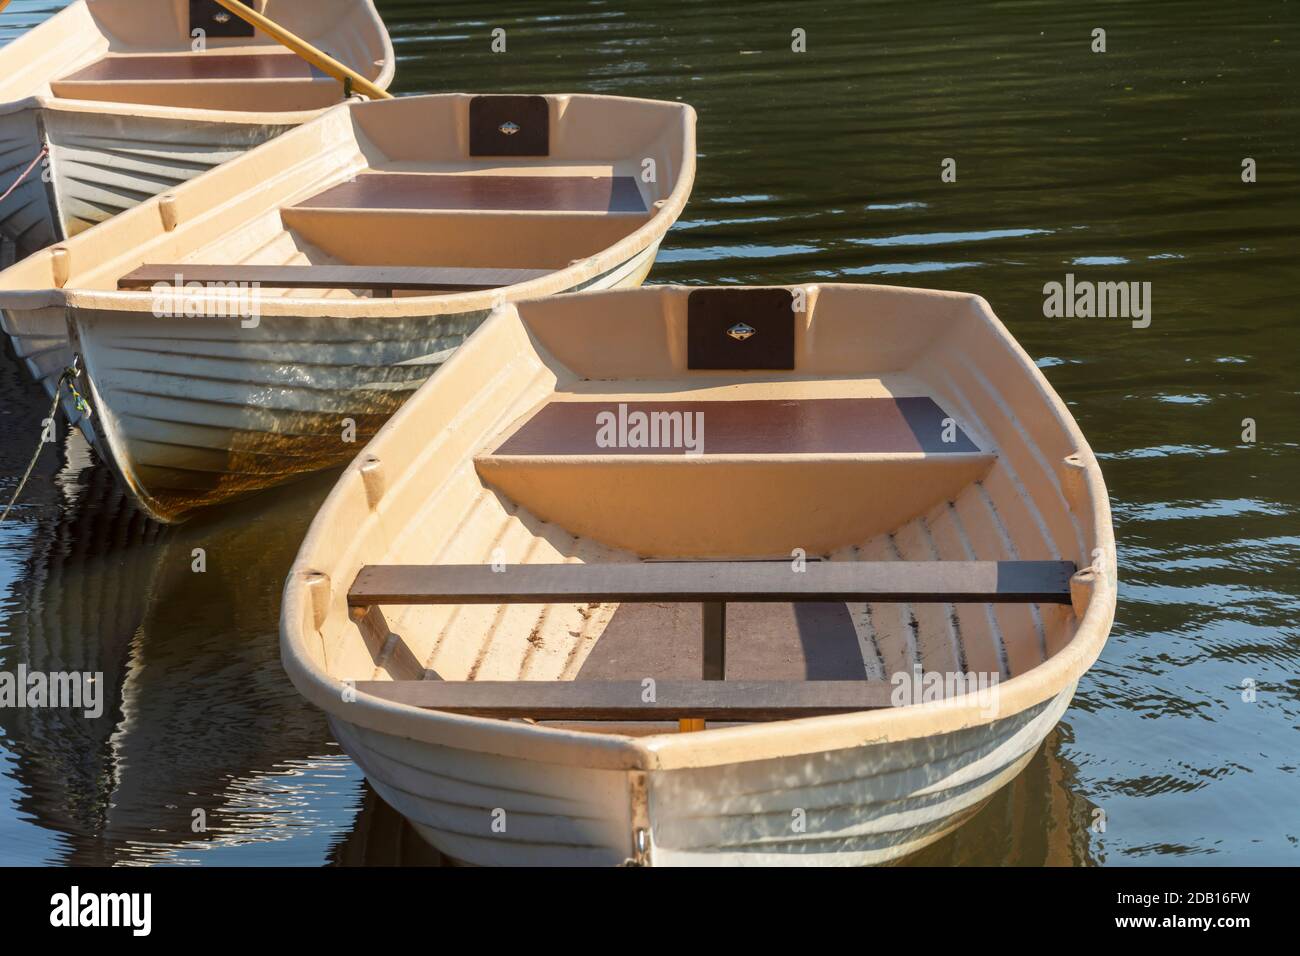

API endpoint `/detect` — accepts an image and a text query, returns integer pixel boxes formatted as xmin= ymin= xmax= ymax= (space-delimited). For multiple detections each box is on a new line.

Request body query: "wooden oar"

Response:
xmin=210 ymin=0 xmax=392 ymax=100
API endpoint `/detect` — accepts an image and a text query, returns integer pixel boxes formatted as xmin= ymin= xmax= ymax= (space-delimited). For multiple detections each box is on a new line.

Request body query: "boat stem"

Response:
xmin=210 ymin=0 xmax=393 ymax=100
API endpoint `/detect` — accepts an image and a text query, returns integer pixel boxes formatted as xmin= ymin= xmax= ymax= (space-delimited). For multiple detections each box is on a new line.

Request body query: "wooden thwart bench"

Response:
xmin=490 ymin=397 xmax=984 ymax=456
xmin=59 ymin=52 xmax=322 ymax=83
xmin=348 ymin=560 xmax=1075 ymax=722
xmin=295 ymin=172 xmax=648 ymax=214
xmin=352 ymin=679 xmax=896 ymax=720
xmin=349 ymin=560 xmax=1074 ymax=607
xmin=118 ymin=264 xmax=551 ymax=295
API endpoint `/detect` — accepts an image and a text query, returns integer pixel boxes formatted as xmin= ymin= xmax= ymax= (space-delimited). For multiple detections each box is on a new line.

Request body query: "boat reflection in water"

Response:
xmin=904 ymin=724 xmax=1100 ymax=866
xmin=0 ymin=429 xmax=156 ymax=864
xmin=329 ymin=786 xmax=448 ymax=867
xmin=0 ymin=398 xmax=353 ymax=863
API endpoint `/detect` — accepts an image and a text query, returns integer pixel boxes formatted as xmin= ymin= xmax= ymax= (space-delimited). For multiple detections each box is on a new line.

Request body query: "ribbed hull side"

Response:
xmin=645 ymin=686 xmax=1074 ymax=866
xmin=0 ymin=108 xmax=57 ymax=260
xmin=0 ymin=456 xmax=161 ymax=862
xmin=331 ymin=719 xmax=636 ymax=867
xmin=67 ymin=243 xmax=659 ymax=521
xmin=0 ymin=106 xmax=300 ymax=263
xmin=44 ymin=109 xmax=300 ymax=239
xmin=73 ymin=308 xmax=485 ymax=520
xmin=0 ymin=304 xmax=74 ymax=398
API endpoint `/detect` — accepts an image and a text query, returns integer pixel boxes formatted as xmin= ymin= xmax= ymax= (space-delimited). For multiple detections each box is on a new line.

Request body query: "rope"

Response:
xmin=0 ymin=146 xmax=48 ymax=205
xmin=0 ymin=362 xmax=85 ymax=525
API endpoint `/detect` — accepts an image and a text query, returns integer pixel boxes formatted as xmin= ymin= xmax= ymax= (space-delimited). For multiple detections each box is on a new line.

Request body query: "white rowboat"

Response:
xmin=0 ymin=93 xmax=696 ymax=521
xmin=280 ymin=283 xmax=1117 ymax=866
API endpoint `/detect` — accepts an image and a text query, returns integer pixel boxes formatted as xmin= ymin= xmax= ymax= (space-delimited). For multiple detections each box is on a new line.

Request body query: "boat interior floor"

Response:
xmin=576 ymin=600 xmax=873 ymax=682
xmin=557 ymin=598 xmax=912 ymax=734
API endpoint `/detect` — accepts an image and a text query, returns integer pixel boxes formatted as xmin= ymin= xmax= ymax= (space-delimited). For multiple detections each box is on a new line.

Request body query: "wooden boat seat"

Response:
xmin=475 ymin=397 xmax=996 ymax=555
xmin=347 ymin=559 xmax=1074 ymax=720
xmin=293 ymin=172 xmax=648 ymax=214
xmin=275 ymin=174 xmax=653 ymax=270
xmin=117 ymin=264 xmax=551 ymax=294
xmin=55 ymin=53 xmax=324 ymax=83
xmin=353 ymin=680 xmax=894 ymax=721
xmin=490 ymin=397 xmax=981 ymax=456
xmin=349 ymin=560 xmax=1073 ymax=606
xmin=49 ymin=51 xmax=342 ymax=110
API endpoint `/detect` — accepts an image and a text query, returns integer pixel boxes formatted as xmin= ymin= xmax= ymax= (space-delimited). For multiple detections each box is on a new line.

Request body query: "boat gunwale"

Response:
xmin=279 ymin=282 xmax=1116 ymax=774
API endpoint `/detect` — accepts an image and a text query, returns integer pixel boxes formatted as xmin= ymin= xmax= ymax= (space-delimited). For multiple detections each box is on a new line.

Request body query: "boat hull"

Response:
xmin=61 ymin=242 xmax=660 ymax=522
xmin=0 ymin=102 xmax=303 ymax=262
xmin=327 ymin=686 xmax=1073 ymax=867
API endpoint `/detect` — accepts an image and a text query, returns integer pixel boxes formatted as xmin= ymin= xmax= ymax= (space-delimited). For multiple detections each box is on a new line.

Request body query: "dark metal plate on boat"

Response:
xmin=469 ymin=96 xmax=550 ymax=156
xmin=190 ymin=1 xmax=255 ymax=38
xmin=687 ymin=288 xmax=796 ymax=369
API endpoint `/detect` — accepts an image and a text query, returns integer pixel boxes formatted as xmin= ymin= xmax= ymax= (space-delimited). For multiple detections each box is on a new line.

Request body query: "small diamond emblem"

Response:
xmin=499 ymin=121 xmax=520 ymax=136
xmin=727 ymin=322 xmax=756 ymax=341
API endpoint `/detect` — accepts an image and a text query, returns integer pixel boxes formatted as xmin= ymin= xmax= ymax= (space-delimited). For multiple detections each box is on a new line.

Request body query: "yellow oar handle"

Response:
xmin=211 ymin=0 xmax=392 ymax=100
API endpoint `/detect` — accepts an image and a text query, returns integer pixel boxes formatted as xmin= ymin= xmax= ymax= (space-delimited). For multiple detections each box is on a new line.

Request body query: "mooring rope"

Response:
xmin=0 ymin=361 xmax=88 ymax=525
xmin=0 ymin=145 xmax=48 ymax=206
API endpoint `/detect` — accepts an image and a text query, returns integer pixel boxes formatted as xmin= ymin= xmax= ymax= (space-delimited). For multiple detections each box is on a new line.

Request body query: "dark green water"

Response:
xmin=1 ymin=0 xmax=1296 ymax=865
